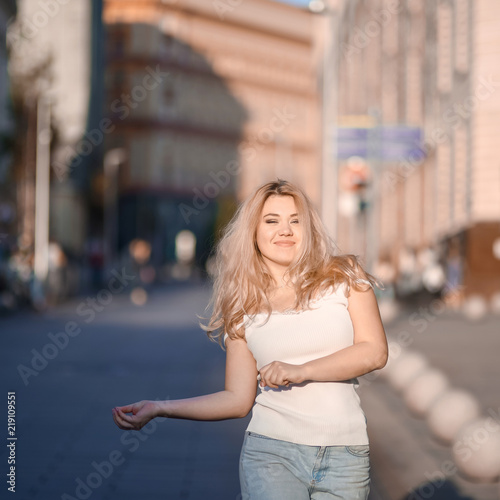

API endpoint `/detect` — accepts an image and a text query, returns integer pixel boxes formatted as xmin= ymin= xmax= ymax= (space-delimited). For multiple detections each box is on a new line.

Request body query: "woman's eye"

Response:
xmin=265 ymin=219 xmax=299 ymax=224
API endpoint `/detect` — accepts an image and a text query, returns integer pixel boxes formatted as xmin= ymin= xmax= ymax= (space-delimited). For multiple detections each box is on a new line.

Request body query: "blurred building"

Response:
xmin=7 ymin=0 xmax=104 ymax=298
xmin=335 ymin=0 xmax=500 ymax=300
xmin=0 ymin=1 xmax=16 ymax=238
xmin=101 ymin=0 xmax=321 ymax=274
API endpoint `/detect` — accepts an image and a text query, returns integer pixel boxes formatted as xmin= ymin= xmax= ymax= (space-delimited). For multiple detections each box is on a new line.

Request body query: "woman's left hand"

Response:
xmin=258 ymin=361 xmax=306 ymax=388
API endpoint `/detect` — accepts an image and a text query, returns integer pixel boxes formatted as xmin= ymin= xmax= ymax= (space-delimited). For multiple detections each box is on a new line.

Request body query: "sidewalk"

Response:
xmin=363 ymin=301 xmax=500 ymax=500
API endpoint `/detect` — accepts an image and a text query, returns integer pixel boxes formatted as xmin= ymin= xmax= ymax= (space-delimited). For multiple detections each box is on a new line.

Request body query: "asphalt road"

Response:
xmin=2 ymin=281 xmax=244 ymax=500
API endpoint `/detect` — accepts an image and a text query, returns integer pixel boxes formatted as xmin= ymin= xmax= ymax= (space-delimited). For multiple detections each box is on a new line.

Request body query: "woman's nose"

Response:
xmin=279 ymin=223 xmax=293 ymax=235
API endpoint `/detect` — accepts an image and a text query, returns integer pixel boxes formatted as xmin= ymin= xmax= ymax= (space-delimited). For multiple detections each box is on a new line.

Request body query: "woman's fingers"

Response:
xmin=117 ymin=408 xmax=140 ymax=425
xmin=112 ymin=408 xmax=135 ymax=430
xmin=116 ymin=404 xmax=135 ymax=413
xmin=259 ymin=370 xmax=289 ymax=388
xmin=260 ymin=363 xmax=281 ymax=388
xmin=115 ymin=407 xmax=133 ymax=420
xmin=259 ymin=361 xmax=297 ymax=388
xmin=113 ymin=405 xmax=151 ymax=430
xmin=112 ymin=401 xmax=155 ymax=431
xmin=260 ymin=375 xmax=279 ymax=388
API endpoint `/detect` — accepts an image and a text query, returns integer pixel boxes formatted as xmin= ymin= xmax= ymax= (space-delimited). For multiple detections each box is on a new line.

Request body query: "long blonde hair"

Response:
xmin=199 ymin=179 xmax=383 ymax=349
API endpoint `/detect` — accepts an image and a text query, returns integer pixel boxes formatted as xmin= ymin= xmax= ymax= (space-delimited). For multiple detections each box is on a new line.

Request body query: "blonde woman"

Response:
xmin=112 ymin=179 xmax=388 ymax=499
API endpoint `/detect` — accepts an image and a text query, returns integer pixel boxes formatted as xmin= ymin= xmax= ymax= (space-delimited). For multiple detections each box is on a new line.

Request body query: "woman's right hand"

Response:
xmin=112 ymin=400 xmax=159 ymax=431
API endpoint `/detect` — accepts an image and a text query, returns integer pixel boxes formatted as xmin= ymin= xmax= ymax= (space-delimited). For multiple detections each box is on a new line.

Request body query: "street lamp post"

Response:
xmin=309 ymin=0 xmax=341 ymax=243
xmin=103 ymin=148 xmax=127 ymax=280
xmin=32 ymin=94 xmax=52 ymax=309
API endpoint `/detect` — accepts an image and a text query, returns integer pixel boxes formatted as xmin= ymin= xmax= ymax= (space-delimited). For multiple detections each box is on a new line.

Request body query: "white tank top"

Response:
xmin=224 ymin=281 xmax=369 ymax=446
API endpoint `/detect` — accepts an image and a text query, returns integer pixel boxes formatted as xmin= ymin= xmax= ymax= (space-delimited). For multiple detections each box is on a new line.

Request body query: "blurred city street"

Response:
xmin=1 ymin=0 xmax=500 ymax=499
xmin=1 ymin=281 xmax=499 ymax=500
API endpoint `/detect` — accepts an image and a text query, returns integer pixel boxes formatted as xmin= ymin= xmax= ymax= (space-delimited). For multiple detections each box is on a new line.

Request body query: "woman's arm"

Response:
xmin=112 ymin=335 xmax=259 ymax=430
xmin=258 ymin=286 xmax=388 ymax=388
xmin=300 ymin=285 xmax=388 ymax=382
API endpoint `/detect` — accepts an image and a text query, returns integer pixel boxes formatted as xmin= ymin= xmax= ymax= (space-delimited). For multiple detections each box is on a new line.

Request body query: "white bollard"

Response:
xmin=462 ymin=294 xmax=487 ymax=321
xmin=452 ymin=416 xmax=500 ymax=482
xmin=403 ymin=368 xmax=449 ymax=418
xmin=384 ymin=350 xmax=428 ymax=393
xmin=378 ymin=299 xmax=399 ymax=324
xmin=490 ymin=291 xmax=500 ymax=315
xmin=427 ymin=389 xmax=481 ymax=444
xmin=377 ymin=338 xmax=404 ymax=380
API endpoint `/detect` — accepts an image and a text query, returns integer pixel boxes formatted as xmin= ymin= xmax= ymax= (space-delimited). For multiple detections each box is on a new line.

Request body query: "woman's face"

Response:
xmin=255 ymin=195 xmax=303 ymax=273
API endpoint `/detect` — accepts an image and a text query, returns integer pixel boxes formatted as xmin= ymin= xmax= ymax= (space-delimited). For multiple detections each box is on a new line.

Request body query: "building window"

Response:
xmin=437 ymin=2 xmax=452 ymax=94
xmin=455 ymin=0 xmax=469 ymax=73
xmin=436 ymin=139 xmax=451 ymax=234
xmin=406 ymin=52 xmax=422 ymax=125
xmin=453 ymin=125 xmax=467 ymax=225
xmin=107 ymin=24 xmax=129 ymax=58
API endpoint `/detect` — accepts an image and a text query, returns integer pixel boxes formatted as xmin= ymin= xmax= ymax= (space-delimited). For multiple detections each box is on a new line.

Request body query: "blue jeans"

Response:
xmin=239 ymin=431 xmax=370 ymax=500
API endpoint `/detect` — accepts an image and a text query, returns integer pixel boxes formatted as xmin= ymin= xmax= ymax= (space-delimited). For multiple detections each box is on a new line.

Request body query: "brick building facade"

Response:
xmin=335 ymin=0 xmax=500 ymax=300
xmin=101 ymin=0 xmax=321 ymax=270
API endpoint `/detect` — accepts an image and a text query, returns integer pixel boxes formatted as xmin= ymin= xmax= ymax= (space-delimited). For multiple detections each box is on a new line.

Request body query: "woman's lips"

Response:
xmin=274 ymin=241 xmax=295 ymax=247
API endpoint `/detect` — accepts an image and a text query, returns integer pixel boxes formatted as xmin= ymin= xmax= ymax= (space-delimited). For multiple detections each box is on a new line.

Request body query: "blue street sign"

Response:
xmin=337 ymin=126 xmax=424 ymax=161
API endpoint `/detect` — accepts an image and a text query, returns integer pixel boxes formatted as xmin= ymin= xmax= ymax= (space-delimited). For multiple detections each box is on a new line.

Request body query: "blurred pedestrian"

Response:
xmin=112 ymin=179 xmax=388 ymax=499
xmin=47 ymin=240 xmax=68 ymax=305
xmin=86 ymin=237 xmax=104 ymax=289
